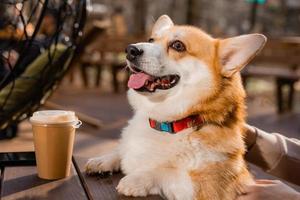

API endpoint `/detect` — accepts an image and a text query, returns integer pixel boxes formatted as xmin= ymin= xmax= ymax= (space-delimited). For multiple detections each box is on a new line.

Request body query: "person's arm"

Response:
xmin=244 ymin=125 xmax=300 ymax=185
xmin=236 ymin=179 xmax=300 ymax=200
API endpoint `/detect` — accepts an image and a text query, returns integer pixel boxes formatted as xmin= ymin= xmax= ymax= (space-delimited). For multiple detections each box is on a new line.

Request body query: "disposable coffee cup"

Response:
xmin=30 ymin=110 xmax=81 ymax=180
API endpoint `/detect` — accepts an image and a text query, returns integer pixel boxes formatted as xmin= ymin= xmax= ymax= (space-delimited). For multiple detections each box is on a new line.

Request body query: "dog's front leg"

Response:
xmin=117 ymin=168 xmax=194 ymax=200
xmin=85 ymin=149 xmax=120 ymax=175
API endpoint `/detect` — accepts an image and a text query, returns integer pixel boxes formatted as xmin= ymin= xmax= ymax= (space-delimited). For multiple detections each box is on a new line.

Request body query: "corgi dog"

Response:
xmin=86 ymin=15 xmax=266 ymax=200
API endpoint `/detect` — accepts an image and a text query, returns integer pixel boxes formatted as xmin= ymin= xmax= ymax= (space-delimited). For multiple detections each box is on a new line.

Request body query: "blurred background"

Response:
xmin=0 ymin=0 xmax=299 ymax=190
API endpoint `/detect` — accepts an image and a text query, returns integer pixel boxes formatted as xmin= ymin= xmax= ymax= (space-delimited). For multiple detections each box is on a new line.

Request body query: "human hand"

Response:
xmin=237 ymin=179 xmax=300 ymax=200
xmin=243 ymin=124 xmax=257 ymax=151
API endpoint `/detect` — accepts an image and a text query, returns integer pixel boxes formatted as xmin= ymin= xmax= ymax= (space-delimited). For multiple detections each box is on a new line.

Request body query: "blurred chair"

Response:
xmin=68 ymin=21 xmax=108 ymax=87
xmin=242 ymin=37 xmax=300 ymax=114
xmin=90 ymin=34 xmax=146 ymax=93
xmin=77 ymin=6 xmax=146 ymax=92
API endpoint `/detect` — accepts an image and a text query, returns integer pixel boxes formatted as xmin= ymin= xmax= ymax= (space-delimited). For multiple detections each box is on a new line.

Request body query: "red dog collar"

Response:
xmin=149 ymin=115 xmax=204 ymax=134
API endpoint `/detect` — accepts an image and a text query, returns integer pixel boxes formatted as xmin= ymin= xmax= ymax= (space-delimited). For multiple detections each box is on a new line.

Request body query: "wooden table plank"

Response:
xmin=73 ymin=156 xmax=163 ymax=200
xmin=1 ymin=164 xmax=88 ymax=200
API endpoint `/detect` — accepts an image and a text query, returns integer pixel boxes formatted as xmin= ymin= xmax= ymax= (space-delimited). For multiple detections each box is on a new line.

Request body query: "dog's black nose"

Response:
xmin=125 ymin=45 xmax=143 ymax=61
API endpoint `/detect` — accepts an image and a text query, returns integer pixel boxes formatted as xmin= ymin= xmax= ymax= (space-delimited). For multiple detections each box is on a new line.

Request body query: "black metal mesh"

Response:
xmin=0 ymin=0 xmax=86 ymax=129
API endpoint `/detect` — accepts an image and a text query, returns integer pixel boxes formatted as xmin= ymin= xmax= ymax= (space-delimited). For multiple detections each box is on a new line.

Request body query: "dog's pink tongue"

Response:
xmin=128 ymin=72 xmax=151 ymax=89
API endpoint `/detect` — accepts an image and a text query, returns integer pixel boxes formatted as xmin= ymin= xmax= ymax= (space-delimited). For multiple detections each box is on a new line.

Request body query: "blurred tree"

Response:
xmin=133 ymin=0 xmax=146 ymax=35
xmin=92 ymin=0 xmax=300 ymax=37
xmin=187 ymin=0 xmax=199 ymax=25
xmin=170 ymin=0 xmax=188 ymax=24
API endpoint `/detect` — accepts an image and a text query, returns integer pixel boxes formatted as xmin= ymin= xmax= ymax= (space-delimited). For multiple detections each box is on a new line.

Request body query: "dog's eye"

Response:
xmin=148 ymin=38 xmax=154 ymax=43
xmin=170 ymin=40 xmax=186 ymax=52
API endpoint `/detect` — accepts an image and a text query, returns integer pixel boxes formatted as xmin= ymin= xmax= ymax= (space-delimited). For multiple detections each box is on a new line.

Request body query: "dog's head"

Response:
xmin=126 ymin=15 xmax=266 ymax=121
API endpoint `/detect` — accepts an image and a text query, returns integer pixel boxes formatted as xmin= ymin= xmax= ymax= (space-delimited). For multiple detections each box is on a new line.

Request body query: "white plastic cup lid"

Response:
xmin=30 ymin=110 xmax=78 ymax=124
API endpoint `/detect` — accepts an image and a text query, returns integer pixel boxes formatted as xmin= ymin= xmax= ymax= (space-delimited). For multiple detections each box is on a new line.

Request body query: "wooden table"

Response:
xmin=0 ymin=156 xmax=162 ymax=200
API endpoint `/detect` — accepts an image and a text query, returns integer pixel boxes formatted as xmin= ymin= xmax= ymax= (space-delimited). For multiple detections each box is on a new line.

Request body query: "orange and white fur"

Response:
xmin=86 ymin=15 xmax=266 ymax=200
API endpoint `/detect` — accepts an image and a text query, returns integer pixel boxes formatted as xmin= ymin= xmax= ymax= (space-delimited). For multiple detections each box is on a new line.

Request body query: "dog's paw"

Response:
xmin=161 ymin=179 xmax=194 ymax=200
xmin=85 ymin=153 xmax=120 ymax=175
xmin=116 ymin=173 xmax=157 ymax=197
xmin=162 ymin=187 xmax=193 ymax=200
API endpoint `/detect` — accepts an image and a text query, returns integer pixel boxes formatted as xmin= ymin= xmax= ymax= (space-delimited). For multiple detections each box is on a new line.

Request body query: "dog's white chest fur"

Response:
xmin=120 ymin=112 xmax=226 ymax=174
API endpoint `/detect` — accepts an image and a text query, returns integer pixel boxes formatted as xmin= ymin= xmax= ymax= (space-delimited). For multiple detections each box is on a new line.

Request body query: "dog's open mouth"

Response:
xmin=127 ymin=66 xmax=180 ymax=92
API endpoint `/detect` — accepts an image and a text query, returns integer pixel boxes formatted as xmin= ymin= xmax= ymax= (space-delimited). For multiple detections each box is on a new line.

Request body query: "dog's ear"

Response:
xmin=218 ymin=34 xmax=266 ymax=77
xmin=152 ymin=15 xmax=174 ymax=36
